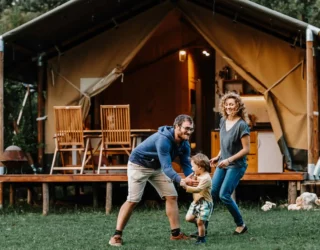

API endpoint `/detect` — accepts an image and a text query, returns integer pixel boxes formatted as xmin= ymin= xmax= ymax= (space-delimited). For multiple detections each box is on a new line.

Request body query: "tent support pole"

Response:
xmin=37 ymin=55 xmax=45 ymax=169
xmin=306 ymin=28 xmax=318 ymax=166
xmin=0 ymin=37 xmax=4 ymax=162
xmin=312 ymin=41 xmax=319 ymax=164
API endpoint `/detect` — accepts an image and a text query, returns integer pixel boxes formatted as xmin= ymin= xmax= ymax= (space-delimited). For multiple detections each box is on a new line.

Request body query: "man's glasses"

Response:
xmin=180 ymin=126 xmax=194 ymax=132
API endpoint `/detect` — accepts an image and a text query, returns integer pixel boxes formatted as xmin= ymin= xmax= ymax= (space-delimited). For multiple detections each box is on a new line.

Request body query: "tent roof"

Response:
xmin=2 ymin=0 xmax=320 ymax=82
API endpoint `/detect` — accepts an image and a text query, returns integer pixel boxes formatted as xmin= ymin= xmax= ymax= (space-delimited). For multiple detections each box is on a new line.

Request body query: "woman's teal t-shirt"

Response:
xmin=219 ymin=118 xmax=250 ymax=168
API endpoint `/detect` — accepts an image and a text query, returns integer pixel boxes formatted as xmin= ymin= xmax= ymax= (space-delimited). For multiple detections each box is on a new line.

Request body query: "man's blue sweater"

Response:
xmin=129 ymin=126 xmax=193 ymax=183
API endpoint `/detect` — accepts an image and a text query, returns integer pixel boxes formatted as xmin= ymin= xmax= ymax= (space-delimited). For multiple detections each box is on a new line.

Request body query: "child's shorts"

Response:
xmin=186 ymin=199 xmax=213 ymax=221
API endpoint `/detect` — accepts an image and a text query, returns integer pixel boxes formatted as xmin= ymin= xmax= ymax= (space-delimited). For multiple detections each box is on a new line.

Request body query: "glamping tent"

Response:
xmin=0 ymin=0 xmax=319 ymax=172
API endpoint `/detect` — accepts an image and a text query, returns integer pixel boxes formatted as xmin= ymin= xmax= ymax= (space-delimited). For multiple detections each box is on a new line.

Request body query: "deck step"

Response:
xmin=99 ymin=165 xmax=127 ymax=170
xmin=52 ymin=167 xmax=82 ymax=170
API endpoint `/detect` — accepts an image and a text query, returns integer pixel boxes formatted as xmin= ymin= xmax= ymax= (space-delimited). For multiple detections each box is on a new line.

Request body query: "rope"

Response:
xmin=50 ymin=66 xmax=90 ymax=99
xmin=263 ymin=60 xmax=304 ymax=94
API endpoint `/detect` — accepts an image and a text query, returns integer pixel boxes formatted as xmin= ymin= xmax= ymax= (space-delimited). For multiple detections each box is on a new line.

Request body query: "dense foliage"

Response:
xmin=0 ymin=0 xmax=68 ymax=33
xmin=252 ymin=0 xmax=320 ymax=27
xmin=1 ymin=0 xmax=68 ymax=155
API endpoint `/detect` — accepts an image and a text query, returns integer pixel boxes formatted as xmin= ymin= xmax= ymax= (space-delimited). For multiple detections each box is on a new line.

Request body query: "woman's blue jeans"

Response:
xmin=211 ymin=166 xmax=246 ymax=226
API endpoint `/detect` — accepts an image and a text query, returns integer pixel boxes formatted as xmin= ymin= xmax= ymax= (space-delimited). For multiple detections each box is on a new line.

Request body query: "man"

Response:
xmin=109 ymin=114 xmax=198 ymax=246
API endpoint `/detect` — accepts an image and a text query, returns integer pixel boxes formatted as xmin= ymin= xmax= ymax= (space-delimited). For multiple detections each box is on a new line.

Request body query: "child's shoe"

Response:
xmin=195 ymin=237 xmax=206 ymax=245
xmin=189 ymin=230 xmax=208 ymax=238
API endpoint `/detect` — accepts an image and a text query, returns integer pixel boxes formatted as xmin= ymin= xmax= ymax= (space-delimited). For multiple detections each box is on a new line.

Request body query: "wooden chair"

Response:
xmin=97 ymin=105 xmax=131 ymax=174
xmin=50 ymin=106 xmax=94 ymax=174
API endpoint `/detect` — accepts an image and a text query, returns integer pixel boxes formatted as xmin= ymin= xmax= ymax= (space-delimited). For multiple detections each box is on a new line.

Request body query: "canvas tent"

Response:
xmin=0 ymin=0 xmax=319 ymax=171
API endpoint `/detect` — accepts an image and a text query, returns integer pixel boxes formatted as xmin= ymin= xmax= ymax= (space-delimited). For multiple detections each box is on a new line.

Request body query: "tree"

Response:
xmin=251 ymin=0 xmax=320 ymax=27
xmin=0 ymin=0 xmax=69 ymax=33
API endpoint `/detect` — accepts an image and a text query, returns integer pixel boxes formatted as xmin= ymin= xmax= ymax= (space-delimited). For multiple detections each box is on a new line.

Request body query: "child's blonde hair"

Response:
xmin=191 ymin=153 xmax=210 ymax=172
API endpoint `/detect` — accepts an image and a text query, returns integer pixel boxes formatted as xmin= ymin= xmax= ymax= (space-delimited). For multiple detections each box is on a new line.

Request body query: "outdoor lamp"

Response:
xmin=179 ymin=50 xmax=187 ymax=62
xmin=202 ymin=50 xmax=210 ymax=56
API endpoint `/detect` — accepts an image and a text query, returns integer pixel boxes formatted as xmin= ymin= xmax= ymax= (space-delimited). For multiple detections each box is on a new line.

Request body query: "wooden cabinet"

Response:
xmin=247 ymin=131 xmax=258 ymax=172
xmin=211 ymin=131 xmax=220 ymax=158
xmin=211 ymin=131 xmax=258 ymax=173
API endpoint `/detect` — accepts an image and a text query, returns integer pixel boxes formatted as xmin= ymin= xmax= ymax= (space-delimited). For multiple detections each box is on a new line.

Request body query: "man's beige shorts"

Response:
xmin=127 ymin=161 xmax=178 ymax=203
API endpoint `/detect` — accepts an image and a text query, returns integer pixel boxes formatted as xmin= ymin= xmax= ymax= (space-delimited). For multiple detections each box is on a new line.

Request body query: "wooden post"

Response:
xmin=313 ymin=49 xmax=319 ymax=164
xmin=37 ymin=55 xmax=45 ymax=169
xmin=42 ymin=183 xmax=49 ymax=216
xmin=0 ymin=182 xmax=3 ymax=209
xmin=309 ymin=183 xmax=316 ymax=193
xmin=195 ymin=79 xmax=203 ymax=152
xmin=288 ymin=181 xmax=297 ymax=204
xmin=50 ymin=185 xmax=56 ymax=205
xmin=27 ymin=187 xmax=32 ymax=205
xmin=75 ymin=184 xmax=80 ymax=196
xmin=300 ymin=183 xmax=307 ymax=194
xmin=9 ymin=184 xmax=15 ymax=206
xmin=0 ymin=36 xmax=4 ymax=169
xmin=316 ymin=184 xmax=320 ymax=195
xmin=93 ymin=183 xmax=98 ymax=209
xmin=306 ymin=29 xmax=315 ymax=166
xmin=106 ymin=182 xmax=112 ymax=215
xmin=63 ymin=185 xmax=68 ymax=197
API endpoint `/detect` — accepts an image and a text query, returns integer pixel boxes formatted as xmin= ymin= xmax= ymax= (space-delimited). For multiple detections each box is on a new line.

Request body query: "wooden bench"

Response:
xmin=0 ymin=172 xmax=306 ymax=215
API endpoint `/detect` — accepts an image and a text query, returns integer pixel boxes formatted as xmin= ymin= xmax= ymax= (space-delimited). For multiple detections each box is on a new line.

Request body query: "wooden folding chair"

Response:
xmin=50 ymin=106 xmax=94 ymax=174
xmin=97 ymin=105 xmax=131 ymax=174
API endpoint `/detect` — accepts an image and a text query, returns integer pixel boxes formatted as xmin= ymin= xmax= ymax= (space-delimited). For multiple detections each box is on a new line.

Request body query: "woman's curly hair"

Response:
xmin=219 ymin=92 xmax=250 ymax=124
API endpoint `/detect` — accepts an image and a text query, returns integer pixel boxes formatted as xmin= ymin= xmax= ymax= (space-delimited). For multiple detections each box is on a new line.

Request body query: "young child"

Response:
xmin=180 ymin=153 xmax=213 ymax=245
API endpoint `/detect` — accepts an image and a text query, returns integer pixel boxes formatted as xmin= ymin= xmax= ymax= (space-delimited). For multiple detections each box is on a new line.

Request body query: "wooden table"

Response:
xmin=82 ymin=129 xmax=157 ymax=167
xmin=84 ymin=128 xmax=157 ymax=149
xmin=83 ymin=129 xmax=157 ymax=135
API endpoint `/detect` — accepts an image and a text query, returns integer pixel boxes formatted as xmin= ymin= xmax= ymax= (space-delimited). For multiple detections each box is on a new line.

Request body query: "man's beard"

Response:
xmin=178 ymin=133 xmax=190 ymax=141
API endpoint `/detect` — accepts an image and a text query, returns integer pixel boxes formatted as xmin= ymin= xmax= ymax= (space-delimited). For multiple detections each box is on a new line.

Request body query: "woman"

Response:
xmin=210 ymin=92 xmax=250 ymax=235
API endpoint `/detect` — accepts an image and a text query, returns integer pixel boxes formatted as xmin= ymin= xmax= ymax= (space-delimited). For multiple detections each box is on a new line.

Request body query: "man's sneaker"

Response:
xmin=195 ymin=237 xmax=206 ymax=245
xmin=170 ymin=232 xmax=190 ymax=240
xmin=189 ymin=230 xmax=208 ymax=238
xmin=109 ymin=235 xmax=123 ymax=247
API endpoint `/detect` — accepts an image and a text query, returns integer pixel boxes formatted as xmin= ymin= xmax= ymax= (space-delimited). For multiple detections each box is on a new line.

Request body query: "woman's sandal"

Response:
xmin=233 ymin=225 xmax=248 ymax=235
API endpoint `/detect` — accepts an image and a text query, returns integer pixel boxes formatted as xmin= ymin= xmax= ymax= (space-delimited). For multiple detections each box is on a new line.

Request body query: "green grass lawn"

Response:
xmin=0 ymin=204 xmax=319 ymax=250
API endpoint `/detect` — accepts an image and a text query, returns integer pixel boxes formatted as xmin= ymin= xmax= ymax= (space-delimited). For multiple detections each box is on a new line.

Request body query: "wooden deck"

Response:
xmin=0 ymin=174 xmax=128 ymax=182
xmin=0 ymin=172 xmax=306 ymax=215
xmin=0 ymin=172 xmax=306 ymax=182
